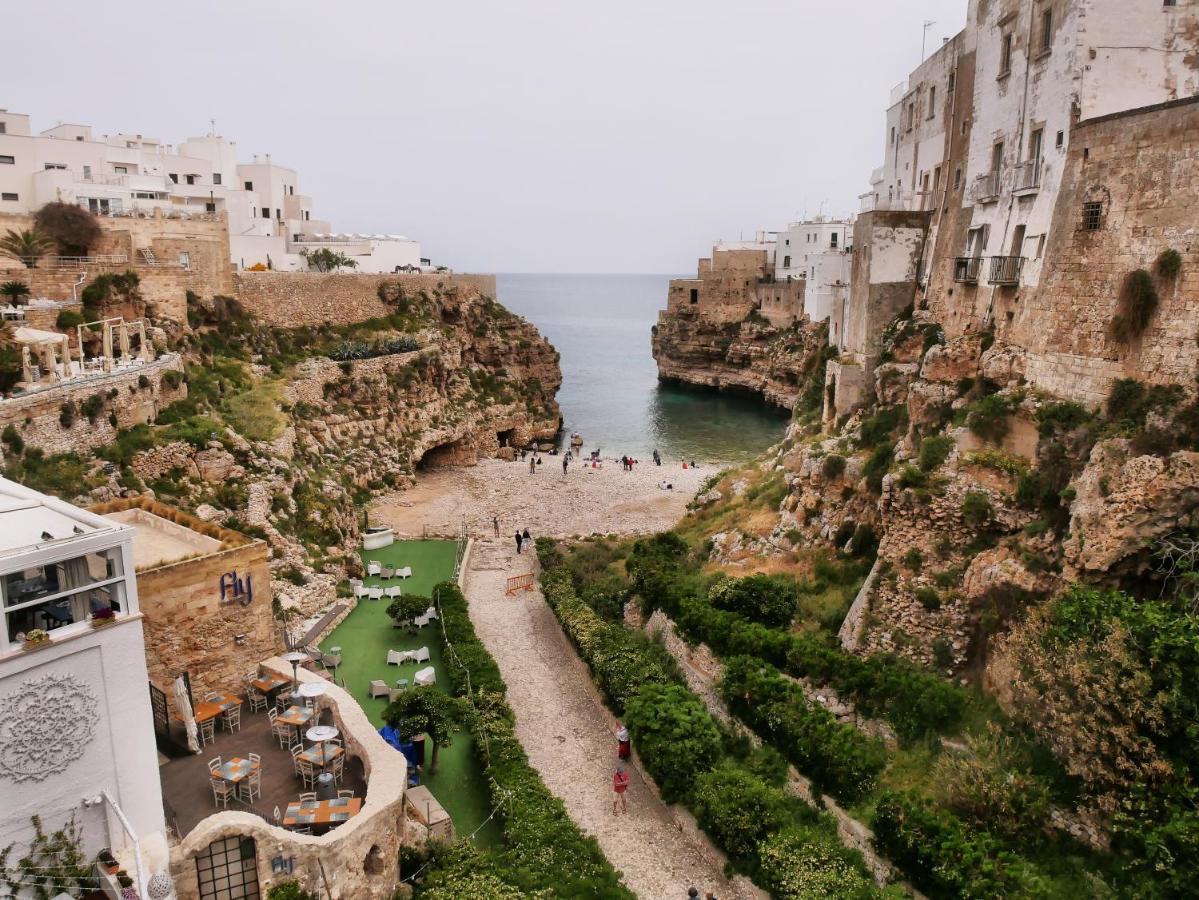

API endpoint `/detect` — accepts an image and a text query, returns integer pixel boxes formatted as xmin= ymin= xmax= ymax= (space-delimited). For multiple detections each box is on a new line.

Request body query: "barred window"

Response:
xmin=1082 ymin=201 xmax=1103 ymax=231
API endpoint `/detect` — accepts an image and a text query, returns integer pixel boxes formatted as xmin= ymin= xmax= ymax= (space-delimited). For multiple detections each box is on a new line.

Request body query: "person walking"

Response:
xmin=612 ymin=765 xmax=629 ymax=815
xmin=515 ymin=530 xmax=523 ymax=554
xmin=529 ymin=457 xmax=536 ymax=475
xmin=522 ymin=527 xmax=532 ymax=548
xmin=653 ymin=448 xmax=661 ymax=466
xmin=492 ymin=516 xmax=500 ymax=537
xmin=562 ymin=457 xmax=569 ymax=476
xmin=616 ymin=722 xmax=630 ymax=761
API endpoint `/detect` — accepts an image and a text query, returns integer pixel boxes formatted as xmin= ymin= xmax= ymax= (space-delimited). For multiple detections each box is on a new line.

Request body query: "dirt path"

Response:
xmin=463 ymin=538 xmax=756 ymax=900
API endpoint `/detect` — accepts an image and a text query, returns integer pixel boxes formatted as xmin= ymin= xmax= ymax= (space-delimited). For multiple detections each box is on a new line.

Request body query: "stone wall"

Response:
xmin=169 ymin=661 xmax=408 ymax=900
xmin=0 ymin=353 xmax=186 ymax=454
xmin=0 ymin=211 xmax=234 ymax=322
xmin=234 ymin=271 xmax=499 ymax=327
xmin=1000 ymin=96 xmax=1199 ymax=404
xmin=89 ymin=497 xmax=276 ymax=697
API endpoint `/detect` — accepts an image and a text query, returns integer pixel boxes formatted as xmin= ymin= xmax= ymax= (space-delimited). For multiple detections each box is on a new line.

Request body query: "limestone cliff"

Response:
xmin=651 ymin=304 xmax=829 ymax=410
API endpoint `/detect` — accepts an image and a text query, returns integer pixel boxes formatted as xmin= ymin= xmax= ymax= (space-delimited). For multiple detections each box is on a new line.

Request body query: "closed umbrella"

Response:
xmin=172 ymin=676 xmax=200 ymax=754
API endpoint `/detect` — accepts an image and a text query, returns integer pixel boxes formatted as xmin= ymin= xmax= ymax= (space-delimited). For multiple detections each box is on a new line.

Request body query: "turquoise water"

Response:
xmin=496 ymin=274 xmax=790 ymax=464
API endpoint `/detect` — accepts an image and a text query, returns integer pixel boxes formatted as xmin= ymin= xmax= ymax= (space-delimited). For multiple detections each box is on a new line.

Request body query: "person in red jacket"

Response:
xmin=612 ymin=764 xmax=629 ymax=814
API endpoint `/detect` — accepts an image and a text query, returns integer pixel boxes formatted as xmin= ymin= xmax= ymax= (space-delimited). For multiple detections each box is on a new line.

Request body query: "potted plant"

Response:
xmin=22 ymin=628 xmax=50 ymax=651
xmin=97 ymin=847 xmax=119 ymax=873
xmin=91 ymin=607 xmax=117 ymax=628
xmin=116 ymin=869 xmax=133 ymax=888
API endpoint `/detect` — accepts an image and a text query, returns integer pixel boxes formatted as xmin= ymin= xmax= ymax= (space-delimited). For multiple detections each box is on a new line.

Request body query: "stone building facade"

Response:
xmin=90 ymin=496 xmax=277 ymax=698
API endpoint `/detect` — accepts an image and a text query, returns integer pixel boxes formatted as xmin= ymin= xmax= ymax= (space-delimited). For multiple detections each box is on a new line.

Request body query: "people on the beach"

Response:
xmin=612 ymin=765 xmax=629 ymax=814
xmin=562 ymin=457 xmax=569 ymax=475
xmin=529 ymin=457 xmax=536 ymax=475
xmin=616 ymin=722 xmax=630 ymax=760
xmin=522 ymin=527 xmax=532 ymax=547
xmin=515 ymin=530 xmax=523 ymax=554
xmin=653 ymin=448 xmax=661 ymax=466
xmin=492 ymin=516 xmax=500 ymax=537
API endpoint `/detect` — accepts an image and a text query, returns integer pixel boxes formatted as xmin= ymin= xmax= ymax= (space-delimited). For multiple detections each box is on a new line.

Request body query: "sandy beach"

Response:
xmin=370 ymin=455 xmax=715 ymax=539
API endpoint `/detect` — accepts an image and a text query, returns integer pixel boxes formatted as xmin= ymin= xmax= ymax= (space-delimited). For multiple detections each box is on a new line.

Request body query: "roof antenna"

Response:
xmin=922 ymin=20 xmax=936 ymax=62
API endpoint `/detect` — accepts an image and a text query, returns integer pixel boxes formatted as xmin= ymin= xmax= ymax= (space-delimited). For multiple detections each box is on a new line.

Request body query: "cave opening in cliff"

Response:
xmin=496 ymin=428 xmax=517 ymax=449
xmin=417 ymin=438 xmax=472 ymax=470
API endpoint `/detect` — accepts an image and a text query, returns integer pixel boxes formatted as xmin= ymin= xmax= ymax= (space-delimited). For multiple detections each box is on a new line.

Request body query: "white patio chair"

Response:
xmin=368 ymin=679 xmax=389 ymax=699
xmin=413 ymin=666 xmax=436 ymax=687
xmin=385 ymin=586 xmax=401 ymax=599
xmin=368 ymin=587 xmax=384 ymax=601
xmin=397 ymin=566 xmax=413 ymax=579
xmin=414 ymin=614 xmax=430 ymax=628
xmin=353 ymin=584 xmax=369 ymax=599
xmin=424 ymin=606 xmax=439 ymax=621
xmin=413 ymin=646 xmax=431 ymax=664
xmin=386 ymin=649 xmax=406 ymax=666
xmin=366 ymin=561 xmax=382 ymax=576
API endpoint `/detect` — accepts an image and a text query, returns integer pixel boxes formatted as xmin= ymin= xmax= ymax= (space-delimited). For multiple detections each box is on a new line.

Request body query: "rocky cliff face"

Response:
xmin=652 ymin=304 xmax=829 ymax=409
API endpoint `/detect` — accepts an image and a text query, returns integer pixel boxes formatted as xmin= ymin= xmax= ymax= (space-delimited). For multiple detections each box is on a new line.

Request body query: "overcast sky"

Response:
xmin=9 ymin=1 xmax=965 ymax=273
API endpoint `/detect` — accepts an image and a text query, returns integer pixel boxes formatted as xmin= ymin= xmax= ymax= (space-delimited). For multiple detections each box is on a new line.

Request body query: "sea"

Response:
xmin=495 ymin=273 xmax=790 ymax=465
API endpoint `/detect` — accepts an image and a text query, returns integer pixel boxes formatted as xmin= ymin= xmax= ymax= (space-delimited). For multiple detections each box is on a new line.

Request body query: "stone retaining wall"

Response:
xmin=233 ymin=271 xmax=499 ymax=327
xmin=0 ymin=353 xmax=186 ymax=454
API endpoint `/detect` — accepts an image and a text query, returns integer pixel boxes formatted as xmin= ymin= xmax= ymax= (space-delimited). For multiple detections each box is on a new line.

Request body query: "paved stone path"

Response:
xmin=464 ymin=538 xmax=756 ymax=900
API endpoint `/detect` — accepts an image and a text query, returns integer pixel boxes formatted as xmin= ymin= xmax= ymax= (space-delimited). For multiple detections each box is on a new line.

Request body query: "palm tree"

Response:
xmin=0 ymin=281 xmax=31 ymax=306
xmin=0 ymin=228 xmax=55 ymax=268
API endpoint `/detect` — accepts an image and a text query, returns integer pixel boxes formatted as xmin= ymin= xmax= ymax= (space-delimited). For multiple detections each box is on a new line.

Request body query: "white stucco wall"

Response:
xmin=869 ymin=227 xmax=924 ymax=284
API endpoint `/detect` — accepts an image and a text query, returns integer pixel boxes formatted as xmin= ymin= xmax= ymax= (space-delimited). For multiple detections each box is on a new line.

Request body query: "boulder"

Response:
xmin=979 ymin=341 xmax=1027 ymax=388
xmin=920 ymin=335 xmax=981 ymax=383
xmin=906 ymin=379 xmax=958 ymax=430
xmin=194 ymin=447 xmax=240 ymax=483
xmin=962 ymin=547 xmax=1050 ymax=604
xmin=874 ymin=362 xmax=920 ymax=406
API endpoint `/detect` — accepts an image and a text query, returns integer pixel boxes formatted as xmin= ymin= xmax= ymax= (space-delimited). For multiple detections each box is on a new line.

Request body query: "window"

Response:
xmin=928 ymin=86 xmax=936 ymax=119
xmin=783 ymin=255 xmax=791 ymax=268
xmin=1082 ymin=201 xmax=1103 ymax=231
xmin=114 ymin=165 xmax=127 ymax=174
xmin=948 ymin=71 xmax=956 ymax=95
xmin=890 ymin=126 xmax=896 ymax=146
xmin=179 ymin=251 xmax=191 ymax=268
xmin=999 ymin=33 xmax=1013 ymax=76
xmin=689 ymin=288 xmax=698 ymax=304
xmin=1040 ymin=9 xmax=1053 ymax=52
xmin=275 ymin=208 xmax=281 ymax=220
xmin=169 ymin=173 xmax=178 ymax=183
xmin=906 ymin=102 xmax=915 ymax=131
xmin=244 ymin=180 xmax=253 ymax=191
xmin=205 ymin=202 xmax=216 ymax=213
xmin=185 ymin=174 xmax=196 ymax=185
xmin=261 ymin=208 xmax=270 ymax=219
xmin=1036 ymin=234 xmax=1046 ymax=258
xmin=961 ymin=118 xmax=969 ymax=136
xmin=1029 ymin=128 xmax=1044 ymax=164
xmin=1056 ymin=130 xmax=1064 ymax=148
xmin=0 ymin=122 xmax=5 ymax=134
xmin=3 ymin=550 xmax=127 ymax=643
xmin=213 ymin=173 xmax=222 ymax=185
xmin=304 ymin=211 xmax=309 ymax=221
xmin=830 ymin=233 xmax=838 ymax=248
xmin=1165 ymin=0 xmax=1179 ymax=6
xmin=288 ymin=185 xmax=294 ymax=195
xmin=0 ymin=155 xmax=13 ymax=165
xmin=83 ymin=165 xmax=91 ymax=179
xmin=953 ymin=167 xmax=962 ymax=190
xmin=1 ymin=193 xmax=17 ymax=201
xmin=43 ymin=163 xmax=66 ymax=170
xmin=991 ymin=141 xmax=1005 ymax=172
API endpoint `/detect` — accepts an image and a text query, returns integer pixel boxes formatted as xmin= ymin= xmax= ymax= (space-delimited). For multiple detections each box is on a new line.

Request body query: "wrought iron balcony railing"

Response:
xmin=988 ymin=255 xmax=1025 ymax=285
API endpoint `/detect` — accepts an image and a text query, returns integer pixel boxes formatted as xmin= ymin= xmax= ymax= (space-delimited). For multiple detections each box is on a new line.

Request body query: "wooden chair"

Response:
xmin=210 ymin=777 xmax=236 ymax=809
xmin=290 ymin=744 xmax=304 ymax=777
xmin=207 ymin=757 xmax=222 ymax=777
xmin=298 ymin=759 xmax=318 ymax=790
xmin=221 ymin=704 xmax=242 ymax=733
xmin=242 ymin=767 xmax=262 ymax=803
xmin=249 ymin=752 xmax=262 ymax=770
xmin=268 ymin=709 xmax=291 ymax=749
xmin=248 ymin=688 xmax=268 ymax=714
xmin=299 ymin=791 xmax=317 ymax=804
xmin=330 ymin=753 xmax=345 ymax=785
xmin=198 ymin=717 xmax=215 ymax=747
xmin=337 ymin=789 xmax=354 ymax=800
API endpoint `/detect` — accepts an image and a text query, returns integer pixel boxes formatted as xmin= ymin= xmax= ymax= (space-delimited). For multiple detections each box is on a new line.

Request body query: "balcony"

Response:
xmin=953 ymin=256 xmax=983 ymax=283
xmin=1013 ymin=159 xmax=1042 ymax=195
xmin=971 ymin=171 xmax=1001 ymax=203
xmin=988 ymin=255 xmax=1025 ymax=285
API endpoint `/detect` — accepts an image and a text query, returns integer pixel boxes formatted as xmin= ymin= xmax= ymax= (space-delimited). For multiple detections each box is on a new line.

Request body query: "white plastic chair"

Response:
xmin=413 ymin=666 xmax=436 ymax=687
xmin=397 ymin=566 xmax=412 ymax=579
xmin=386 ymin=649 xmax=406 ymax=666
xmin=414 ymin=614 xmax=430 ymax=628
xmin=424 ymin=606 xmax=439 ymax=621
xmin=413 ymin=646 xmax=431 ymax=664
xmin=353 ymin=584 xmax=369 ymax=599
xmin=366 ymin=561 xmax=382 ymax=576
xmin=385 ymin=586 xmax=401 ymax=599
xmin=368 ymin=587 xmax=384 ymax=601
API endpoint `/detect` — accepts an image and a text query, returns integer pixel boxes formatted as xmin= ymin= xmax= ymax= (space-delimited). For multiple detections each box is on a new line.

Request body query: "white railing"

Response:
xmin=42 ymin=254 xmax=129 ymax=268
xmin=1013 ymin=159 xmax=1041 ymax=193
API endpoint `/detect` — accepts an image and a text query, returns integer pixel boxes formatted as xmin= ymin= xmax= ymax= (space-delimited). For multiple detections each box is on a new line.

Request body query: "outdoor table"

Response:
xmin=297 ymin=744 xmax=344 ymax=769
xmin=282 ymin=796 xmax=362 ymax=828
xmin=216 ymin=757 xmax=256 ymax=803
xmin=277 ymin=705 xmax=314 ymax=744
xmin=251 ymin=673 xmax=290 ymax=698
xmin=194 ymin=691 xmax=241 ymax=724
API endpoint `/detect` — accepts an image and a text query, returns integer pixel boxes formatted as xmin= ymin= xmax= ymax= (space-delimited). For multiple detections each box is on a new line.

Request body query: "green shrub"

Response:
xmin=961 ymin=490 xmax=993 ymax=526
xmin=624 ymin=682 xmax=722 ymax=803
xmin=1110 ymin=269 xmax=1159 ymax=342
xmin=902 ymin=547 xmax=923 ymax=571
xmin=1 ymin=424 xmax=23 ymax=456
xmin=80 ymin=393 xmax=104 ymax=425
xmin=708 ymin=573 xmax=797 ymax=629
xmin=918 ymin=434 xmax=954 ymax=471
xmin=691 ymin=762 xmax=794 ymax=864
xmin=59 ymin=401 xmax=76 ymax=429
xmin=862 ymin=444 xmax=893 ymax=492
xmin=896 ymin=464 xmax=927 ymax=489
xmin=915 ymin=586 xmax=942 ymax=610
xmin=163 ymin=369 xmax=183 ymax=389
xmin=932 ymin=637 xmax=954 ymax=669
xmin=821 ymin=453 xmax=847 ymax=480
xmin=872 ymin=791 xmax=1029 ymax=898
xmin=759 ymin=827 xmax=885 ymax=899
xmin=721 ymin=656 xmax=887 ymax=803
xmin=966 ymin=393 xmax=1015 ymax=443
xmin=56 ymin=309 xmax=84 ymax=330
xmin=161 ymin=415 xmax=222 ymax=449
xmin=1156 ymin=247 xmax=1183 ymax=280
xmin=848 ymin=523 xmax=878 ymax=557
xmin=859 ymin=405 xmax=907 ymax=448
xmin=1034 ymin=400 xmax=1091 ymax=437
xmin=265 ymin=882 xmax=317 ymax=900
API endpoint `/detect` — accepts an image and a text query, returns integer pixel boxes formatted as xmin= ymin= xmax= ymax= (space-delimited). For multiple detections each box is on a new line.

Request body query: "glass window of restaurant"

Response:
xmin=2 ymin=547 xmax=129 ymax=646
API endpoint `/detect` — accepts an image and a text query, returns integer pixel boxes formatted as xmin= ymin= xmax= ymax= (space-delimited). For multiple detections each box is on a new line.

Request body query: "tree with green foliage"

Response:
xmin=34 ymin=201 xmax=102 ymax=256
xmin=386 ymin=592 xmax=431 ymax=623
xmin=0 ymin=227 xmax=54 ymax=267
xmin=623 ymin=682 xmax=721 ymax=802
xmin=383 ymin=685 xmax=461 ymax=774
xmin=0 ymin=281 xmax=30 ymax=306
xmin=264 ymin=881 xmax=318 ymax=900
xmin=300 ymin=247 xmax=358 ymax=272
xmin=708 ymin=573 xmax=798 ymax=628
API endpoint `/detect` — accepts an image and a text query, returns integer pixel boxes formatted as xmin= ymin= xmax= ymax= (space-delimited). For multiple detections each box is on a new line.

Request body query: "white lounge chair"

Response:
xmin=368 ymin=587 xmax=384 ymax=601
xmin=424 ymin=606 xmax=439 ymax=621
xmin=366 ymin=561 xmax=382 ymax=576
xmin=414 ymin=614 xmax=430 ymax=628
xmin=386 ymin=649 xmax=407 ymax=666
xmin=385 ymin=586 xmax=402 ymax=599
xmin=353 ymin=584 xmax=369 ymax=599
xmin=413 ymin=666 xmax=436 ymax=687
xmin=397 ymin=566 xmax=412 ymax=579
xmin=413 ymin=646 xmax=431 ymax=664
xmin=392 ymin=618 xmax=412 ymax=629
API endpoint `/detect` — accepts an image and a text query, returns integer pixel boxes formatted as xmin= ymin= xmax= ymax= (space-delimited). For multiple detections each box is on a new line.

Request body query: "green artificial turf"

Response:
xmin=320 ymin=539 xmax=501 ymax=845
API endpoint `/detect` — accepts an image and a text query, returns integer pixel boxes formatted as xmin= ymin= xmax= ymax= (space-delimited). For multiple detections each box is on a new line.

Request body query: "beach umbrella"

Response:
xmin=172 ymin=676 xmax=200 ymax=754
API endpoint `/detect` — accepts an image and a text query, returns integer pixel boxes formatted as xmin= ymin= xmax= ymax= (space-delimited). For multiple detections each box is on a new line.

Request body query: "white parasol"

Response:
xmin=172 ymin=676 xmax=200 ymax=754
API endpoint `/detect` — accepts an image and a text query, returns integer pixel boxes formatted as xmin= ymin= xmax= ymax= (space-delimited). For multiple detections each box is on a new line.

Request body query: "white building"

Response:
xmin=0 ymin=477 xmax=169 ymax=897
xmin=774 ymin=217 xmax=853 ymax=323
xmin=0 ymin=108 xmax=424 ymax=273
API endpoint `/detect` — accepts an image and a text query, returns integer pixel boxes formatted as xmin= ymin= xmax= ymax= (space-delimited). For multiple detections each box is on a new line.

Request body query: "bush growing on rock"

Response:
xmin=691 ymin=762 xmax=795 ymax=865
xmin=624 ymin=682 xmax=722 ymax=803
xmin=966 ymin=393 xmax=1015 ymax=443
xmin=822 ymin=453 xmax=847 ymax=480
xmin=918 ymin=434 xmax=954 ymax=471
xmin=708 ymin=573 xmax=798 ymax=628
xmin=759 ymin=827 xmax=891 ymax=900
xmin=961 ymin=490 xmax=993 ymax=526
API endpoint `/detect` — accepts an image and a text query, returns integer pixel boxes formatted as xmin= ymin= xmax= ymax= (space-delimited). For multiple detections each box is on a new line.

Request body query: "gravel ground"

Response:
xmin=370 ymin=456 xmax=712 ymax=539
xmin=463 ymin=538 xmax=756 ymax=900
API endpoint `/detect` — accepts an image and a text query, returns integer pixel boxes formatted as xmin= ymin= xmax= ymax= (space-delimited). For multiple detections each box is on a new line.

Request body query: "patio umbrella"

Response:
xmin=172 ymin=676 xmax=200 ymax=754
